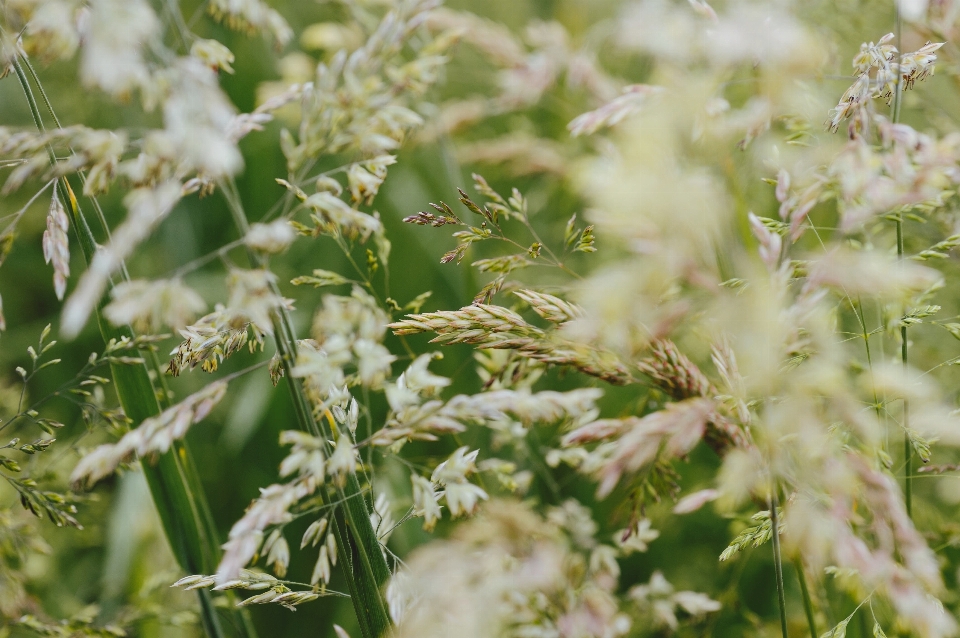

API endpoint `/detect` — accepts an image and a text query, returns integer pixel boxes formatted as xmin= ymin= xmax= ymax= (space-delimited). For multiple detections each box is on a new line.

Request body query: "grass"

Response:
xmin=221 ymin=176 xmax=393 ymax=638
xmin=12 ymin=52 xmax=256 ymax=638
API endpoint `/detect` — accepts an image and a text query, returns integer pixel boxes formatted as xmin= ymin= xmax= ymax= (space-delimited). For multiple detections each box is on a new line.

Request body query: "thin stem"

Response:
xmin=220 ymin=177 xmax=392 ymax=637
xmin=893 ymin=5 xmax=904 ymax=125
xmin=334 ymin=233 xmax=383 ymax=301
xmin=11 ymin=60 xmax=53 ymax=162
xmin=10 ymin=48 xmax=247 ymax=638
xmin=854 ymin=298 xmax=883 ymax=421
xmin=892 ymin=5 xmax=913 ymax=520
xmin=517 ymin=215 xmax=582 ymax=280
xmin=903 ymin=373 xmax=912 ymax=516
xmin=770 ymin=492 xmax=788 ymax=638
xmin=18 ymin=55 xmax=116 ymax=246
xmin=897 ymin=212 xmax=912 ymax=518
xmin=0 ymin=178 xmax=55 ymax=237
xmin=168 ymin=237 xmax=247 ymax=279
xmin=794 ymin=557 xmax=818 ymax=638
xmin=163 ymin=0 xmax=193 ymax=52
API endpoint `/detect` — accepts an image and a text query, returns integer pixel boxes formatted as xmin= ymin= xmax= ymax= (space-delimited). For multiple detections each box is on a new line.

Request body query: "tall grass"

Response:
xmin=221 ymin=177 xmax=391 ymax=638
xmin=11 ymin=53 xmax=254 ymax=638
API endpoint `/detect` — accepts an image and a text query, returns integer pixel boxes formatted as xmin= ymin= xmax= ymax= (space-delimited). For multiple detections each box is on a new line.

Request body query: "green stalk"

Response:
xmin=770 ymin=493 xmax=788 ymax=638
xmin=147 ymin=346 xmax=259 ymax=638
xmin=11 ymin=57 xmax=254 ymax=638
xmin=17 ymin=56 xmax=116 ymax=247
xmin=793 ymin=557 xmax=818 ymax=638
xmin=221 ymin=179 xmax=392 ymax=637
xmin=853 ymin=298 xmax=883 ymax=425
xmin=64 ymin=180 xmax=225 ymax=638
xmin=13 ymin=59 xmax=220 ymax=548
xmin=898 ymin=218 xmax=912 ymax=518
xmin=893 ymin=0 xmax=913 ymax=520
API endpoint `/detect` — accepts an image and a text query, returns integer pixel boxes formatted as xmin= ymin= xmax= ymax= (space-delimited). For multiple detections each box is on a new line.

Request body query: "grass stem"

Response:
xmin=220 ymin=177 xmax=393 ymax=637
xmin=770 ymin=491 xmax=788 ymax=638
xmin=794 ymin=557 xmax=818 ymax=638
xmin=892 ymin=2 xmax=913 ymax=521
xmin=11 ymin=53 xmax=252 ymax=638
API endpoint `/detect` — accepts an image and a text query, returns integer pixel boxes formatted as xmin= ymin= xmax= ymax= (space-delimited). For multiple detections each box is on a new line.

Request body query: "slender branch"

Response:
xmin=220 ymin=176 xmax=393 ymax=638
xmin=770 ymin=491 xmax=788 ymax=638
xmin=892 ymin=1 xmax=913 ymax=520
xmin=10 ymin=50 xmax=248 ymax=638
xmin=794 ymin=557 xmax=818 ymax=638
xmin=18 ymin=55 xmax=116 ymax=246
xmin=0 ymin=178 xmax=55 ymax=237
xmin=168 ymin=237 xmax=248 ymax=279
xmin=853 ymin=298 xmax=883 ymax=423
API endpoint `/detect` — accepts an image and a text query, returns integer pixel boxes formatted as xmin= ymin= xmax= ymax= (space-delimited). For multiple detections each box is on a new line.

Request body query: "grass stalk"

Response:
xmin=11 ymin=56 xmax=254 ymax=638
xmin=892 ymin=0 xmax=913 ymax=521
xmin=898 ymin=222 xmax=912 ymax=518
xmin=770 ymin=492 xmax=788 ymax=638
xmin=793 ymin=557 xmax=818 ymax=638
xmin=63 ymin=177 xmax=228 ymax=638
xmin=853 ymin=298 xmax=883 ymax=424
xmin=17 ymin=56 xmax=116 ymax=247
xmin=220 ymin=178 xmax=393 ymax=637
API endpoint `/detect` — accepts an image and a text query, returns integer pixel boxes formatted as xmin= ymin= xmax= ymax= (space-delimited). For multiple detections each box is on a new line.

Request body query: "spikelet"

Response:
xmin=41 ymin=192 xmax=70 ymax=300
xmin=71 ymin=381 xmax=228 ymax=489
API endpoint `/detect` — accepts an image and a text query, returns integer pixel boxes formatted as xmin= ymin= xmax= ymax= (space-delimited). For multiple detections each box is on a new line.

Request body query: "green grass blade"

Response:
xmin=62 ymin=179 xmax=227 ymax=637
xmin=146 ymin=350 xmax=260 ymax=638
xmin=224 ymin=180 xmax=393 ymax=637
xmin=274 ymin=312 xmax=393 ymax=638
xmin=10 ymin=52 xmax=255 ymax=637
